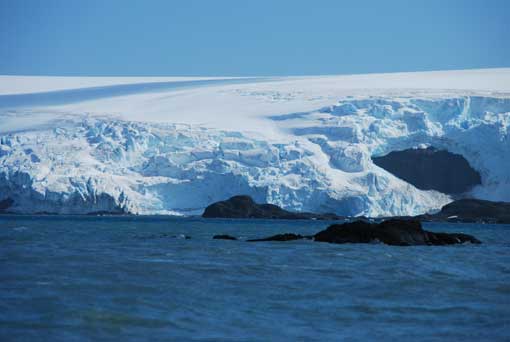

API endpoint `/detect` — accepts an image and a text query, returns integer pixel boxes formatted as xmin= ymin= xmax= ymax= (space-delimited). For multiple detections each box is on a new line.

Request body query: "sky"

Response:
xmin=1 ymin=0 xmax=509 ymax=76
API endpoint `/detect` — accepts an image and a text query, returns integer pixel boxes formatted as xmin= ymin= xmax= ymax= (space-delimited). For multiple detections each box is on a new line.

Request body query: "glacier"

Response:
xmin=0 ymin=69 xmax=509 ymax=216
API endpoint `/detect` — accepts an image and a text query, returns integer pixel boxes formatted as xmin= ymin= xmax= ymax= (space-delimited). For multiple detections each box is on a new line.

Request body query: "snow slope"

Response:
xmin=0 ymin=69 xmax=509 ymax=216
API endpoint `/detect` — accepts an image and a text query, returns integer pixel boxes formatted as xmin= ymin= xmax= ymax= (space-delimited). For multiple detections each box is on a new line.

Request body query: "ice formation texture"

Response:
xmin=0 ymin=95 xmax=508 ymax=216
xmin=0 ymin=71 xmax=509 ymax=216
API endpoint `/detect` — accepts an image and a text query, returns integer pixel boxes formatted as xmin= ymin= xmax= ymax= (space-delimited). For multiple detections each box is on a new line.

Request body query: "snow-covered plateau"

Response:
xmin=0 ymin=69 xmax=509 ymax=216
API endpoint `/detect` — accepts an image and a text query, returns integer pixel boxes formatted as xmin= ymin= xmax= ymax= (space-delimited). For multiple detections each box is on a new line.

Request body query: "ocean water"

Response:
xmin=0 ymin=216 xmax=509 ymax=341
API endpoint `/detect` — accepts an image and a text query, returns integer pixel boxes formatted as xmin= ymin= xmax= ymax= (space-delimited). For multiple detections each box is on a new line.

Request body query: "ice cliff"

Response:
xmin=0 ymin=72 xmax=509 ymax=216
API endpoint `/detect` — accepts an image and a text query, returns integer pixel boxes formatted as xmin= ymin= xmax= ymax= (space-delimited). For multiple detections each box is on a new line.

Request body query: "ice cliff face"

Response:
xmin=1 ymin=92 xmax=508 ymax=216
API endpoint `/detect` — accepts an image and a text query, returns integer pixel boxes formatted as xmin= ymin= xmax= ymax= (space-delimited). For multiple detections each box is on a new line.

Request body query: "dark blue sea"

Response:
xmin=1 ymin=216 xmax=509 ymax=341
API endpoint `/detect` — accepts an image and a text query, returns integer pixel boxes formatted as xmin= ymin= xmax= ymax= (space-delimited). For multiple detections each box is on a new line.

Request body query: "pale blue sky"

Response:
xmin=1 ymin=0 xmax=509 ymax=76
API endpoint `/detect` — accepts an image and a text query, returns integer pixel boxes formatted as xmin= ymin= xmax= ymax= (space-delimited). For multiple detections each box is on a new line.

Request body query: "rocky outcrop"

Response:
xmin=213 ymin=234 xmax=238 ymax=240
xmin=239 ymin=219 xmax=481 ymax=246
xmin=202 ymin=195 xmax=343 ymax=220
xmin=313 ymin=219 xmax=481 ymax=246
xmin=247 ymin=233 xmax=309 ymax=242
xmin=372 ymin=147 xmax=481 ymax=194
xmin=419 ymin=199 xmax=510 ymax=224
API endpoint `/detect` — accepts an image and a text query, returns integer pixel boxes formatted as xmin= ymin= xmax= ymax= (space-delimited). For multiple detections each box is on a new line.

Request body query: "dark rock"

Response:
xmin=314 ymin=219 xmax=481 ymax=246
xmin=202 ymin=195 xmax=343 ymax=220
xmin=0 ymin=198 xmax=14 ymax=211
xmin=213 ymin=234 xmax=238 ymax=240
xmin=203 ymin=195 xmax=304 ymax=219
xmin=372 ymin=147 xmax=481 ymax=194
xmin=426 ymin=232 xmax=481 ymax=245
xmin=420 ymin=199 xmax=510 ymax=224
xmin=248 ymin=233 xmax=307 ymax=242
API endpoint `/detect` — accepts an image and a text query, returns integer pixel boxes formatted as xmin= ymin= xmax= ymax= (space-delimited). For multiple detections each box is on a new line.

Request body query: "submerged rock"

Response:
xmin=213 ymin=234 xmax=238 ymax=240
xmin=313 ymin=219 xmax=481 ymax=246
xmin=247 ymin=233 xmax=308 ymax=242
xmin=202 ymin=195 xmax=343 ymax=220
xmin=135 ymin=233 xmax=191 ymax=240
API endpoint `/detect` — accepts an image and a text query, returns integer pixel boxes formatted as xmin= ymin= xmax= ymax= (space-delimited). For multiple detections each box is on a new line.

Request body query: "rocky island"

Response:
xmin=216 ymin=219 xmax=481 ymax=246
